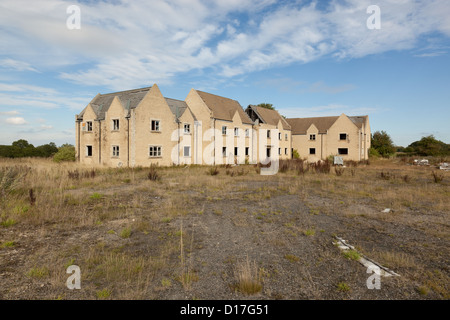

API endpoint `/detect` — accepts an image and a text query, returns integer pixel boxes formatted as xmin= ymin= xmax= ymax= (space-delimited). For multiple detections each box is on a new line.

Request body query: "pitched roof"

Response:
xmin=286 ymin=116 xmax=339 ymax=134
xmin=246 ymin=105 xmax=291 ymax=130
xmin=196 ymin=90 xmax=253 ymax=124
xmin=348 ymin=115 xmax=368 ymax=129
xmin=81 ymin=87 xmax=152 ymax=120
xmin=165 ymin=98 xmax=195 ymax=120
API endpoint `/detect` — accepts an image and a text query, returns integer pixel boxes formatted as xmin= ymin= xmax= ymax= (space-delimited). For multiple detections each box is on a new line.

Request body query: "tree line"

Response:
xmin=0 ymin=139 xmax=75 ymax=162
xmin=371 ymin=131 xmax=450 ymax=158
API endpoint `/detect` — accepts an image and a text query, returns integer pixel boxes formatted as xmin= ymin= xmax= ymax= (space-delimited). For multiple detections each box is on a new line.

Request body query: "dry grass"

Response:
xmin=0 ymin=157 xmax=448 ymax=299
xmin=234 ymin=256 xmax=263 ymax=295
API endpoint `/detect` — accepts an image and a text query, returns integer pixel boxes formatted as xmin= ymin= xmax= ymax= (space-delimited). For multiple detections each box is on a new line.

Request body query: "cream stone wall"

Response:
xmin=291 ymin=114 xmax=371 ymax=162
xmin=253 ymin=121 xmax=291 ymax=162
xmin=184 ymin=89 xmax=254 ymax=165
xmin=78 ymin=105 xmax=100 ymax=166
xmin=101 ymin=96 xmax=129 ymax=167
xmin=131 ymin=85 xmax=180 ymax=167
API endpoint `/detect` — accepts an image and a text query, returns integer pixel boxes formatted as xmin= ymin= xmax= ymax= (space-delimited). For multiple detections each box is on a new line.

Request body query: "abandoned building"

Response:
xmin=75 ymin=84 xmax=371 ymax=167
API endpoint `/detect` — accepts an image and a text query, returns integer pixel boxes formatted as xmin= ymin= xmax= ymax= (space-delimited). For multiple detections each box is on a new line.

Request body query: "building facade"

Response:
xmin=76 ymin=85 xmax=370 ymax=167
xmin=286 ymin=114 xmax=371 ymax=162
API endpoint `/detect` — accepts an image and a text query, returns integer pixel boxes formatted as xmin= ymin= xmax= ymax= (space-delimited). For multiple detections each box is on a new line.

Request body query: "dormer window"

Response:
xmin=310 ymin=134 xmax=316 ymax=141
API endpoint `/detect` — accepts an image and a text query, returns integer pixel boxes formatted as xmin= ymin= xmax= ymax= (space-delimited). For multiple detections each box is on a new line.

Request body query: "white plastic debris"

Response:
xmin=334 ymin=236 xmax=400 ymax=277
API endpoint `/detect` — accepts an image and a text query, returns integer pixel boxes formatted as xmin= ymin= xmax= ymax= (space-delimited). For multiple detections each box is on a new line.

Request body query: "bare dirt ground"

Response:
xmin=0 ymin=158 xmax=448 ymax=300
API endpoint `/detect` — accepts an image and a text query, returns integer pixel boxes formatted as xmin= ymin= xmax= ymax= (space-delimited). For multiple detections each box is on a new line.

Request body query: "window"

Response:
xmin=149 ymin=146 xmax=162 ymax=157
xmin=338 ymin=148 xmax=348 ymax=155
xmin=86 ymin=121 xmax=93 ymax=132
xmin=184 ymin=124 xmax=190 ymax=134
xmin=266 ymin=147 xmax=271 ymax=158
xmin=234 ymin=147 xmax=238 ymax=156
xmin=222 ymin=147 xmax=227 ymax=157
xmin=113 ymin=146 xmax=119 ymax=157
xmin=285 ymin=148 xmax=288 ymax=155
xmin=310 ymin=134 xmax=316 ymax=141
xmin=245 ymin=129 xmax=249 ymax=137
xmin=151 ymin=120 xmax=160 ymax=132
xmin=278 ymin=148 xmax=281 ymax=155
xmin=222 ymin=126 xmax=227 ymax=135
xmin=309 ymin=148 xmax=316 ymax=155
xmin=245 ymin=147 xmax=249 ymax=156
xmin=340 ymin=133 xmax=347 ymax=140
xmin=183 ymin=146 xmax=191 ymax=157
xmin=285 ymin=133 xmax=288 ymax=141
xmin=112 ymin=119 xmax=119 ymax=131
xmin=267 ymin=130 xmax=271 ymax=138
xmin=86 ymin=145 xmax=93 ymax=157
xmin=234 ymin=127 xmax=239 ymax=136
xmin=279 ymin=132 xmax=282 ymax=140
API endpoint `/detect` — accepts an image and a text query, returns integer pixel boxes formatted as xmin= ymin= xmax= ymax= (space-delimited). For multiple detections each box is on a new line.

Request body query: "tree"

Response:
xmin=11 ymin=139 xmax=37 ymax=157
xmin=53 ymin=144 xmax=76 ymax=162
xmin=406 ymin=135 xmax=450 ymax=156
xmin=35 ymin=142 xmax=58 ymax=158
xmin=257 ymin=103 xmax=275 ymax=110
xmin=371 ymin=131 xmax=395 ymax=158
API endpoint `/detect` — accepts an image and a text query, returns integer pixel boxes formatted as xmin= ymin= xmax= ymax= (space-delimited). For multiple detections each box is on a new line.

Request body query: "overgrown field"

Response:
xmin=0 ymin=157 xmax=448 ymax=299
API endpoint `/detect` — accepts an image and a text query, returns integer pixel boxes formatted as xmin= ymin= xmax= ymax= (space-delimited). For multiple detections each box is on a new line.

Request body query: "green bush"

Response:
xmin=53 ymin=145 xmax=76 ymax=162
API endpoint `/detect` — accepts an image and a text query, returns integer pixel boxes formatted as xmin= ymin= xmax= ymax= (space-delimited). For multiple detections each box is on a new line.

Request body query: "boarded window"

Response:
xmin=183 ymin=146 xmax=191 ymax=157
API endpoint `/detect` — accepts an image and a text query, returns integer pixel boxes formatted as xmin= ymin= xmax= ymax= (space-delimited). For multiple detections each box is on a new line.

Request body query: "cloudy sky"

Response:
xmin=0 ymin=0 xmax=449 ymax=147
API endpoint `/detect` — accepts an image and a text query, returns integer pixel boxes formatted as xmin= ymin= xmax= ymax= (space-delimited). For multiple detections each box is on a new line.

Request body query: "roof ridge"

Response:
xmin=98 ymin=86 xmax=152 ymax=97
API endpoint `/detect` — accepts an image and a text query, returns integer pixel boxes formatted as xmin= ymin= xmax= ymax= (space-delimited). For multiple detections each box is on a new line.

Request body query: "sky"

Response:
xmin=0 ymin=0 xmax=449 ymax=148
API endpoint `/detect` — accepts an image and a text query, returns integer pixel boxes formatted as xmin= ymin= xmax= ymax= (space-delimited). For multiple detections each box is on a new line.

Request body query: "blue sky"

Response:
xmin=0 ymin=0 xmax=449 ymax=147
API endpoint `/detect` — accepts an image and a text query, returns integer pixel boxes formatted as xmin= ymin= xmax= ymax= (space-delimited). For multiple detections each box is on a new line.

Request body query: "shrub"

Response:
xmin=334 ymin=166 xmax=345 ymax=176
xmin=207 ymin=166 xmax=219 ymax=176
xmin=148 ymin=165 xmax=161 ymax=181
xmin=311 ymin=160 xmax=331 ymax=174
xmin=53 ymin=145 xmax=76 ymax=162
xmin=432 ymin=171 xmax=444 ymax=183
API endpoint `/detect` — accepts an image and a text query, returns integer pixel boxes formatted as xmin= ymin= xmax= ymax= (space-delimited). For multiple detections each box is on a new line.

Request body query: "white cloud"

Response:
xmin=5 ymin=117 xmax=27 ymax=125
xmin=0 ymin=0 xmax=449 ymax=88
xmin=0 ymin=110 xmax=20 ymax=115
xmin=0 ymin=82 xmax=91 ymax=110
xmin=0 ymin=59 xmax=39 ymax=72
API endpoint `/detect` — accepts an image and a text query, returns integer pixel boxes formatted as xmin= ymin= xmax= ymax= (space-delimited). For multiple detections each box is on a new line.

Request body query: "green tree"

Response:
xmin=53 ymin=144 xmax=76 ymax=162
xmin=35 ymin=142 xmax=58 ymax=158
xmin=11 ymin=139 xmax=37 ymax=157
xmin=407 ymin=135 xmax=450 ymax=156
xmin=371 ymin=131 xmax=395 ymax=158
xmin=257 ymin=103 xmax=275 ymax=110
